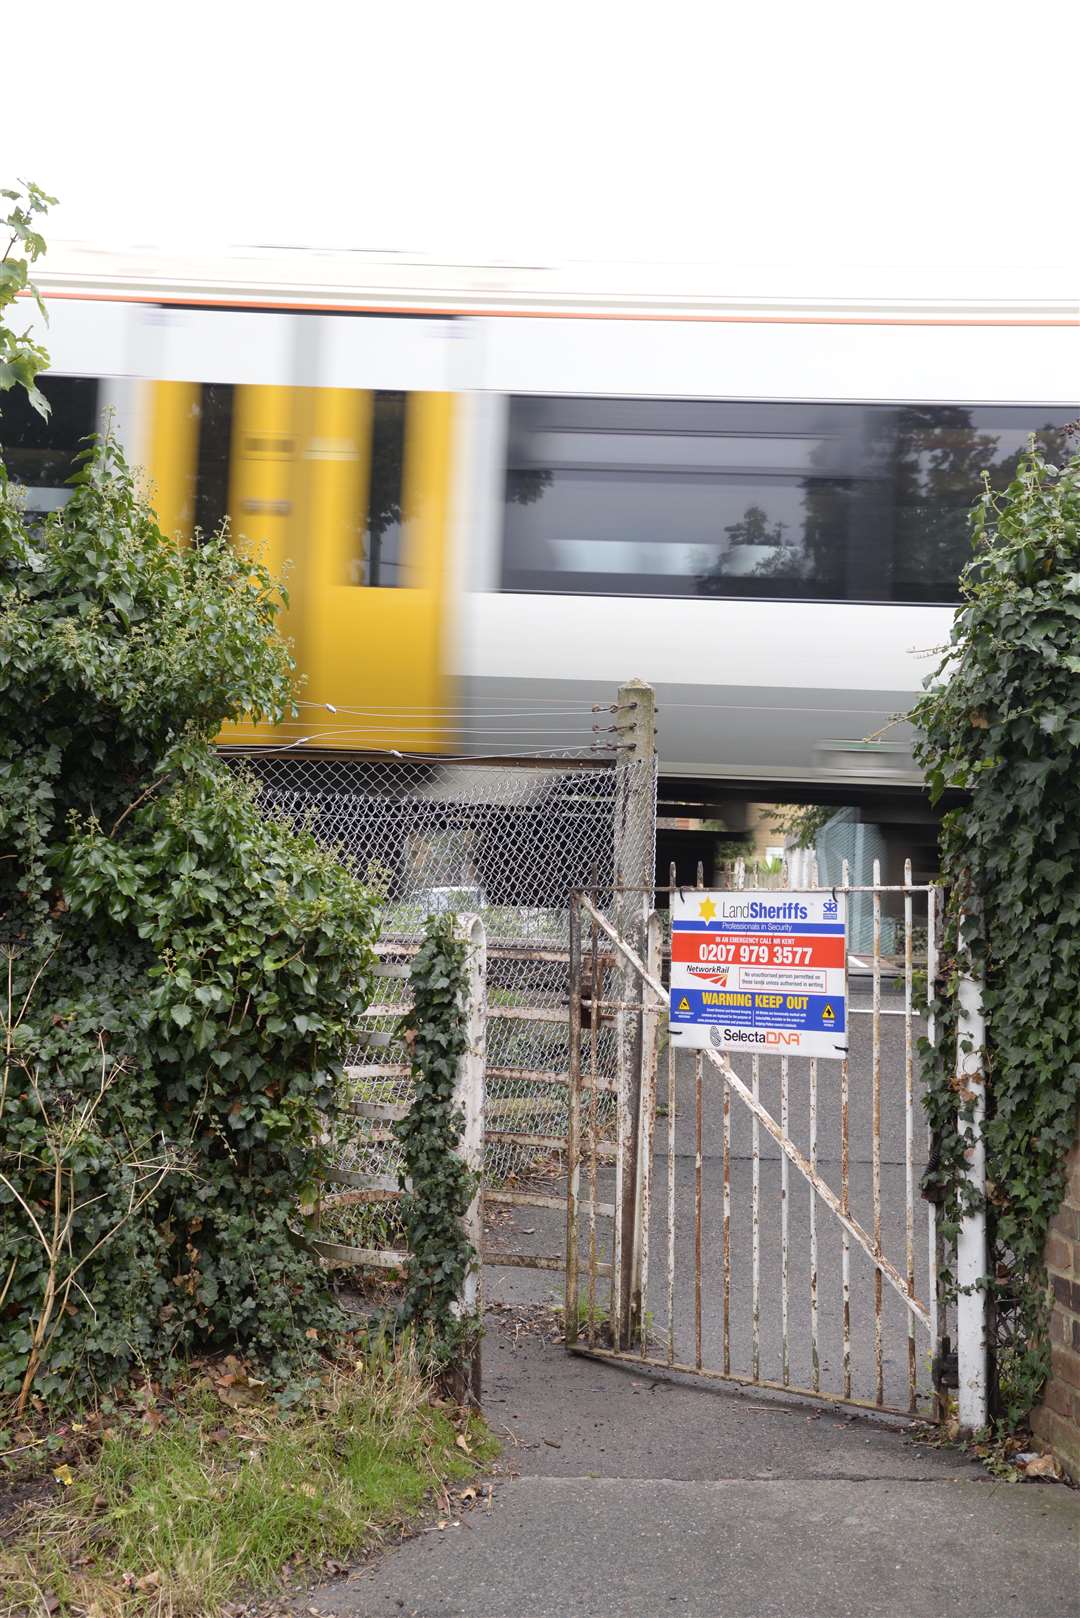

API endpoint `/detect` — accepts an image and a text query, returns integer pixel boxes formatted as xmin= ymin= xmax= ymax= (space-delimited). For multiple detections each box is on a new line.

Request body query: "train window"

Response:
xmin=360 ymin=390 xmax=406 ymax=587
xmin=0 ymin=375 xmax=99 ymax=513
xmin=500 ymin=397 xmax=1079 ymax=605
xmin=194 ymin=383 xmax=235 ymax=539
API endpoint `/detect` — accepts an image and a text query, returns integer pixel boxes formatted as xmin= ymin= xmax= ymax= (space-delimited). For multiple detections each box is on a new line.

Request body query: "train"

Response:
xmin=6 ymin=243 xmax=1079 ymax=800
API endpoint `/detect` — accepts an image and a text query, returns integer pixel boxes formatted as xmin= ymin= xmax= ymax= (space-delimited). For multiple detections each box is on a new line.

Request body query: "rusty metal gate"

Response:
xmin=565 ymin=864 xmax=947 ymax=1417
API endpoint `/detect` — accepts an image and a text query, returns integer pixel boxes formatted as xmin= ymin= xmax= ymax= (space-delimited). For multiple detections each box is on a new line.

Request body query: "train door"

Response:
xmin=146 ymin=379 xmax=454 ymax=752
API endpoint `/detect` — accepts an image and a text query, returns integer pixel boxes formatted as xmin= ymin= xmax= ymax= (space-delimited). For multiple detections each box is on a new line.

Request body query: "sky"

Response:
xmin=7 ymin=0 xmax=1080 ymax=296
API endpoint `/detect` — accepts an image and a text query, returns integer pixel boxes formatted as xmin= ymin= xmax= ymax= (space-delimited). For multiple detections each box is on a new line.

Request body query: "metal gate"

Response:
xmin=565 ymin=864 xmax=946 ymax=1417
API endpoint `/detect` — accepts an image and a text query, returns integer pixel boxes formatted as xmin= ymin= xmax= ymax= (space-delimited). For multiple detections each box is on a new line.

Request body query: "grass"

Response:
xmin=556 ymin=1298 xmax=657 ymax=1349
xmin=0 ymin=1343 xmax=498 ymax=1618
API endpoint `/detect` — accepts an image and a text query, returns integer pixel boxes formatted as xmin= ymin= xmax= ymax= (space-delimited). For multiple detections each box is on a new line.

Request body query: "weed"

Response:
xmin=0 ymin=1343 xmax=497 ymax=1617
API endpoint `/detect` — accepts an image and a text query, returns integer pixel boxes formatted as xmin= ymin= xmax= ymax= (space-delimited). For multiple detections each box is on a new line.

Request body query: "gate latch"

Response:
xmin=932 ymin=1335 xmax=959 ymax=1391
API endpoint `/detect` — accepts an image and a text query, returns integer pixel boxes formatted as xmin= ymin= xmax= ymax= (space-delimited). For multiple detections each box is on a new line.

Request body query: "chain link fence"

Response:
xmin=228 ymin=750 xmax=657 ymax=1262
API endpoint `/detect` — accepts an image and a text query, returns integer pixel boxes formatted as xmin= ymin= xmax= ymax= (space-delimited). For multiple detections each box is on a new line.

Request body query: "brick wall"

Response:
xmin=1031 ymin=1136 xmax=1080 ymax=1480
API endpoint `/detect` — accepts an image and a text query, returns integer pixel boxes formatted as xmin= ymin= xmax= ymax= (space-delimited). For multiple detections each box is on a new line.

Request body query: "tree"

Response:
xmin=695 ymin=503 xmax=792 ymax=595
xmin=723 ymin=503 xmax=786 ymax=547
xmin=0 ymin=180 xmax=55 ymax=420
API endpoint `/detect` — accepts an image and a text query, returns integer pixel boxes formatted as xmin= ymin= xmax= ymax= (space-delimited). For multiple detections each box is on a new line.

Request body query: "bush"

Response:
xmin=0 ymin=436 xmax=379 ymax=1405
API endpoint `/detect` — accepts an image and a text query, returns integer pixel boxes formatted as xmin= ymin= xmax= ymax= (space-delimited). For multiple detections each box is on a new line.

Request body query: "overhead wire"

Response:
xmin=260 ymin=721 xmax=599 ymax=734
xmin=242 ymin=728 xmax=600 ymax=741
xmin=226 ymin=700 xmax=619 ymax=757
xmin=219 ymin=742 xmax=602 ymax=761
xmin=293 ymin=701 xmax=602 ymax=717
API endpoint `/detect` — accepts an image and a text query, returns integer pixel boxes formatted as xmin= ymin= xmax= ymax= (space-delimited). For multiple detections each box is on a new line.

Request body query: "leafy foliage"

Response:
xmin=394 ymin=916 xmax=479 ymax=1364
xmin=0 ymin=432 xmax=379 ymax=1403
xmin=912 ymin=430 xmax=1080 ymax=1428
xmin=0 ymin=180 xmax=55 ymax=420
xmin=766 ymin=802 xmax=839 ymax=852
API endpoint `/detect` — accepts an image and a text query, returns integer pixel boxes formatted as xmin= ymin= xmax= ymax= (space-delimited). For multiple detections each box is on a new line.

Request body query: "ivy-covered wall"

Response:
xmin=913 ymin=434 xmax=1080 ymax=1429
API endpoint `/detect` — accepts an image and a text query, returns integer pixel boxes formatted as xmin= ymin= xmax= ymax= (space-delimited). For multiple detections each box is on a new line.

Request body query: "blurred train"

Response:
xmin=6 ymin=245 xmax=1079 ymax=796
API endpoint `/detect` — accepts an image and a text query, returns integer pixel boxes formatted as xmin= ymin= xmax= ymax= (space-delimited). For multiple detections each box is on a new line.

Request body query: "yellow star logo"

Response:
xmin=698 ymin=897 xmax=718 ymax=923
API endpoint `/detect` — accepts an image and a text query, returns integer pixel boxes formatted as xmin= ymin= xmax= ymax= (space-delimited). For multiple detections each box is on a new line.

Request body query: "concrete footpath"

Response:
xmin=301 ymin=1296 xmax=1080 ymax=1618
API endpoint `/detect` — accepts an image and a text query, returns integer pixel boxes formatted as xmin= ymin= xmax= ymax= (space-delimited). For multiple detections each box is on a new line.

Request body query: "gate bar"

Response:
xmin=809 ymin=1057 xmax=820 ymax=1392
xmin=904 ymin=858 xmax=917 ymax=1410
xmin=781 ymin=1054 xmax=790 ymax=1386
xmin=752 ymin=1055 xmax=761 ymax=1381
xmin=841 ymin=857 xmax=852 ymax=1400
xmin=610 ymin=882 xmax=936 ymax=895
xmin=693 ymin=860 xmax=704 ymax=1372
xmin=872 ymin=861 xmax=884 ymax=1406
xmin=587 ymin=903 xmax=601 ymax=1340
xmin=637 ymin=914 xmax=662 ymax=1359
xmin=667 ymin=1007 xmax=676 ymax=1367
xmin=571 ymin=1348 xmax=922 ymax=1421
xmin=926 ymin=886 xmax=942 ymax=1363
xmin=722 ymin=1074 xmax=732 ymax=1375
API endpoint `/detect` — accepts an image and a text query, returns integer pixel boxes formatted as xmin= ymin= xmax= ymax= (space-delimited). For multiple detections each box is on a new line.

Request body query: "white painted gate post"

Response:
xmin=955 ymin=915 xmax=989 ymax=1431
xmin=453 ymin=914 xmax=487 ymax=1403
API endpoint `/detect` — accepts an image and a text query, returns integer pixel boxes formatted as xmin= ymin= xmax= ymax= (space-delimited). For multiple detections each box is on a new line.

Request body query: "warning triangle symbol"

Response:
xmin=678 ymin=997 xmax=691 ymax=1013
xmin=822 ymin=1003 xmax=835 ymax=1023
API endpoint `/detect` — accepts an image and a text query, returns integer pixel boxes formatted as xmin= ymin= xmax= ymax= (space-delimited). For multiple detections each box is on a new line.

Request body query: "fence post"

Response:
xmin=613 ymin=678 xmax=657 ymax=1346
xmin=955 ymin=912 xmax=988 ymax=1431
xmin=564 ymin=893 xmax=583 ymax=1348
xmin=453 ymin=914 xmax=487 ymax=1404
xmin=926 ymin=883 xmax=946 ymax=1421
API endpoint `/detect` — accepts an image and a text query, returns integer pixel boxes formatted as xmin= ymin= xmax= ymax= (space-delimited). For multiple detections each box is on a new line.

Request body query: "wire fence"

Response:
xmin=229 ymin=749 xmax=657 ymax=1262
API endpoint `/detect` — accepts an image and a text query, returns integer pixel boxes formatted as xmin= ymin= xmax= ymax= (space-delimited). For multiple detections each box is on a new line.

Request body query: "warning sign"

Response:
xmin=668 ymin=889 xmax=847 ymax=1060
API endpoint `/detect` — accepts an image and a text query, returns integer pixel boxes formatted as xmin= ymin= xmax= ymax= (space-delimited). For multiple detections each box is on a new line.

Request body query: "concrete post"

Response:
xmin=955 ymin=912 xmax=988 ymax=1431
xmin=452 ymin=914 xmax=486 ymax=1404
xmin=613 ymin=679 xmax=657 ymax=1346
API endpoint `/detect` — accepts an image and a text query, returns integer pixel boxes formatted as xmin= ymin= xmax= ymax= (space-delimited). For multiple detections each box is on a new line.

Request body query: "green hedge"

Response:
xmin=0 ymin=436 xmax=379 ymax=1406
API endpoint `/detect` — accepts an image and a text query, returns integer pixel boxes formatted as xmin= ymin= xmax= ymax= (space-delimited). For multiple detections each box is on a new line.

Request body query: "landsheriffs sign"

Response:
xmin=668 ymin=889 xmax=848 ymax=1060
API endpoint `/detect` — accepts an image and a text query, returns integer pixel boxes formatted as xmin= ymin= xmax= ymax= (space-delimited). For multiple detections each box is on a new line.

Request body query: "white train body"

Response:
xmin=14 ymin=245 xmax=1080 ymax=790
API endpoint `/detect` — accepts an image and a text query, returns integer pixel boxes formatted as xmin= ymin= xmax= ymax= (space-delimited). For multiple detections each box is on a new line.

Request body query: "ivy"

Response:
xmin=912 ymin=429 xmax=1080 ymax=1429
xmin=0 ymin=432 xmax=379 ymax=1405
xmin=394 ymin=916 xmax=480 ymax=1369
